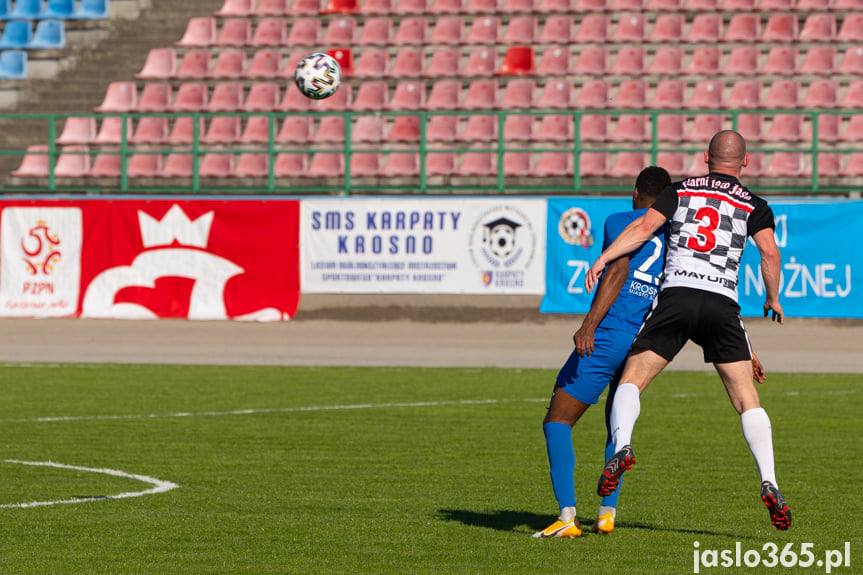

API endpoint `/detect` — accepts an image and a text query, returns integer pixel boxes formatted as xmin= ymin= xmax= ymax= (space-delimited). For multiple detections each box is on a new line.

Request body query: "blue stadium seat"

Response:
xmin=27 ymin=19 xmax=64 ymax=48
xmin=0 ymin=49 xmax=27 ymax=78
xmin=8 ymin=0 xmax=40 ymax=19
xmin=0 ymin=0 xmax=10 ymax=20
xmin=0 ymin=20 xmax=32 ymax=49
xmin=38 ymin=0 xmax=73 ymax=18
xmin=69 ymin=0 xmax=108 ymax=19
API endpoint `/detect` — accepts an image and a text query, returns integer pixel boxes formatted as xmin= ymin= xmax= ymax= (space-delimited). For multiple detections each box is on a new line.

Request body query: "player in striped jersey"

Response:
xmin=585 ymin=130 xmax=791 ymax=530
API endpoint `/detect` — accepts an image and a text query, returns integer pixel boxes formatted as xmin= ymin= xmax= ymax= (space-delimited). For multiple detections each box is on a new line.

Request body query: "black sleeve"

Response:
xmin=747 ymin=201 xmax=775 ymax=237
xmin=650 ymin=184 xmax=679 ymax=220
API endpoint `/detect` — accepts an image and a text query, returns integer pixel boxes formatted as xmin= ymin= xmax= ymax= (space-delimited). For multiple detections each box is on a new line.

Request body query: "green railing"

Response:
xmin=2 ymin=108 xmax=861 ymax=195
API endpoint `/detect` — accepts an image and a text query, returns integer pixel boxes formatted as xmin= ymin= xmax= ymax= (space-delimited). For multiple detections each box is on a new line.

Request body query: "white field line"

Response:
xmin=0 ymin=389 xmax=856 ymax=425
xmin=0 ymin=460 xmax=178 ymax=509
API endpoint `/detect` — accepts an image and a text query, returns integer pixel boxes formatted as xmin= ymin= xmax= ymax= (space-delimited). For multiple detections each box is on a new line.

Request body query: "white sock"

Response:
xmin=560 ymin=506 xmax=577 ymax=523
xmin=598 ymin=505 xmax=616 ymax=519
xmin=740 ymin=407 xmax=778 ymax=487
xmin=610 ymin=382 xmax=641 ymax=451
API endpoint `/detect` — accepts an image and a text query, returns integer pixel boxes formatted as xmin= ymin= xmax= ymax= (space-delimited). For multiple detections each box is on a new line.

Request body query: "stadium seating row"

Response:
xmin=136 ymin=44 xmax=863 ymax=80
xmin=11 ymin=145 xmax=860 ymax=178
xmin=94 ymin=78 xmax=863 ymax=114
xmin=50 ymin=108 xmax=859 ymax=146
xmin=0 ymin=19 xmax=64 ymax=49
xmin=175 ymin=13 xmax=863 ymax=48
xmin=214 ymin=0 xmax=863 ymax=17
xmin=0 ymin=0 xmax=108 ymax=20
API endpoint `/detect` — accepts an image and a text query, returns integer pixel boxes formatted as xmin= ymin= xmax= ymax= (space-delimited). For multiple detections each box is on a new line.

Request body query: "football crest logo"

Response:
xmin=559 ymin=207 xmax=594 ymax=248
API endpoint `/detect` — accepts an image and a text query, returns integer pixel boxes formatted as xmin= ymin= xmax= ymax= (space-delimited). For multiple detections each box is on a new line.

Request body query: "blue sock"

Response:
xmin=543 ymin=422 xmax=576 ymax=511
xmin=600 ymin=425 xmax=622 ymax=508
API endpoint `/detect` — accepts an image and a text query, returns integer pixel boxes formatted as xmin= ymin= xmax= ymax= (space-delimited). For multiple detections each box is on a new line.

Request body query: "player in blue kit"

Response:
xmin=534 ymin=167 xmax=672 ymax=538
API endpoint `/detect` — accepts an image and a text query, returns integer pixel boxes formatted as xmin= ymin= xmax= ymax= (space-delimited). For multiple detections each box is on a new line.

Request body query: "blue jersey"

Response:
xmin=596 ymin=209 xmax=666 ymax=334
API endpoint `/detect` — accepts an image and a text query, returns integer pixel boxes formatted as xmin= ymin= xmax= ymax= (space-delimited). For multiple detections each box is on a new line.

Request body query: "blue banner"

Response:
xmin=542 ymin=197 xmax=863 ymax=319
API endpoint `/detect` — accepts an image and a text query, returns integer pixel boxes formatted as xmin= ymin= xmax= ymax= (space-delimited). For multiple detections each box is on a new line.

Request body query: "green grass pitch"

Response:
xmin=0 ymin=364 xmax=859 ymax=574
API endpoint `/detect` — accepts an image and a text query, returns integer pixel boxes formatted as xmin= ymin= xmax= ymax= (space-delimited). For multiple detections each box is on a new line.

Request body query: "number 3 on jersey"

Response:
xmin=686 ymin=206 xmax=720 ymax=252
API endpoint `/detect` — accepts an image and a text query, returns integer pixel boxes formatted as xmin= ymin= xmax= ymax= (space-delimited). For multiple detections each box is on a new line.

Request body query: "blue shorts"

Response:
xmin=556 ymin=326 xmax=637 ymax=405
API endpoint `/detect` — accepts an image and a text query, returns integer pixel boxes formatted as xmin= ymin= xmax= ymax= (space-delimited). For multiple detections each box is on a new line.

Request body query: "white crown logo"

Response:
xmin=138 ymin=205 xmax=215 ymax=249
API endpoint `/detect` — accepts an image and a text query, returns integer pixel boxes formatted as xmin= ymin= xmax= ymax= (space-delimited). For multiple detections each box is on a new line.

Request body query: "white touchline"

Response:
xmin=0 ymin=460 xmax=179 ymax=509
xmin=0 ymin=389 xmax=855 ymax=425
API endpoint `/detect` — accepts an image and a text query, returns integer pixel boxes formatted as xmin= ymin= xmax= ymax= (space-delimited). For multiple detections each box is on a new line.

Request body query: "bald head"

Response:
xmin=706 ymin=130 xmax=748 ymax=176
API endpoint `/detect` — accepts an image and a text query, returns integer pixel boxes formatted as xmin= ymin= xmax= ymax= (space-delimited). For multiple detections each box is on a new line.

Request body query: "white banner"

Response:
xmin=0 ymin=207 xmax=82 ymax=317
xmin=301 ymin=198 xmax=546 ymax=294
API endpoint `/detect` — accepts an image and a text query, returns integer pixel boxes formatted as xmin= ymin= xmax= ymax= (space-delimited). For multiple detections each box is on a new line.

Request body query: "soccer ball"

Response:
xmin=294 ymin=53 xmax=341 ymax=100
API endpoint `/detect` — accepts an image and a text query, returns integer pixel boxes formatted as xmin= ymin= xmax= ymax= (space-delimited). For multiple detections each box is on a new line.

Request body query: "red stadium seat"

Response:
xmin=464 ymin=16 xmax=500 ymax=44
xmin=764 ymin=152 xmax=803 ymax=177
xmin=173 ymin=50 xmax=211 ymax=79
xmin=799 ymin=13 xmax=835 ymax=42
xmin=457 ymin=152 xmax=495 ymax=176
xmin=127 ymin=153 xmax=162 ymax=178
xmin=686 ymin=113 xmax=724 ymax=142
xmin=533 ymin=152 xmax=572 ymax=177
xmin=130 ymin=117 xmax=169 ymax=144
xmin=535 ymin=114 xmax=572 ymax=141
xmin=12 ymin=145 xmax=51 ymax=178
xmin=136 ymin=48 xmax=176 ymax=79
xmin=460 ymin=78 xmax=497 ymax=109
xmin=503 ymin=152 xmax=531 ymax=177
xmin=650 ymin=14 xmax=682 ymax=43
xmin=609 ymin=114 xmax=648 ymax=142
xmin=217 ymin=0 xmax=253 ymax=16
xmin=426 ymin=80 xmax=461 ymax=109
xmin=686 ymin=46 xmax=719 ymax=76
xmin=537 ymin=47 xmax=571 ymax=77
xmin=461 ymin=47 xmax=496 ymax=76
xmin=305 ymin=152 xmax=344 ymax=177
xmin=286 ymin=19 xmax=320 ymax=46
xmin=574 ymin=15 xmax=607 ymax=43
xmin=539 ymin=15 xmax=572 ymax=43
xmin=396 ymin=0 xmax=427 ymax=13
xmin=357 ymin=17 xmax=392 ymax=44
xmin=94 ymin=81 xmax=137 ymax=112
xmin=273 ymin=153 xmax=307 ymax=177
xmin=381 ymin=153 xmax=419 ymax=176
xmin=572 ymin=47 xmax=607 ymax=76
xmin=208 ymin=82 xmax=243 ymax=111
xmin=251 ymin=18 xmax=286 ymax=45
xmin=361 ymin=0 xmax=391 ymax=13
xmin=425 ymin=152 xmax=455 ymax=175
xmin=57 ymin=116 xmax=96 ymax=145
xmin=574 ymin=79 xmax=608 ymax=109
xmin=199 ymin=153 xmax=234 ymax=178
xmin=536 ymin=80 xmax=571 ymax=109
xmin=202 ymin=116 xmax=241 ymax=144
xmin=350 ymin=152 xmax=380 ymax=177
xmin=687 ymin=79 xmax=722 ymax=109
xmin=231 ymin=153 xmax=269 ymax=178
xmin=425 ymin=48 xmax=460 ymax=77
xmin=798 ymin=46 xmax=834 ymax=76
xmin=54 ymin=145 xmax=90 ymax=177
xmin=611 ymin=14 xmax=644 ymax=43
xmin=215 ymin=18 xmax=252 ymax=46
xmin=427 ymin=0 xmax=459 ymax=12
xmin=276 ymin=116 xmax=313 ymax=144
xmin=168 ymin=117 xmax=204 ymax=145
xmin=837 ymin=12 xmax=863 ymax=42
xmin=392 ymin=17 xmax=427 ymax=45
xmin=257 ymin=0 xmax=291 ymax=14
xmin=244 ymin=49 xmax=282 ymax=78
xmin=176 ymin=17 xmax=215 ymax=47
xmin=86 ymin=150 xmax=122 ymax=178
xmin=458 ymin=114 xmax=497 ymax=141
xmin=609 ymin=80 xmax=645 ymax=109
xmin=609 ymin=152 xmax=647 ymax=177
xmin=723 ymin=14 xmax=760 ymax=43
xmin=761 ymin=46 xmax=796 ymax=76
xmin=496 ymin=46 xmax=534 ymax=75
xmin=577 ymin=152 xmax=606 ymax=177
xmin=609 ymin=46 xmax=643 ymax=75
xmin=387 ymin=48 xmax=422 ymax=77
xmin=462 ymin=0 xmax=497 ymax=13
xmin=323 ymin=17 xmax=356 ymax=44
xmin=762 ymin=14 xmax=797 ymax=43
xmin=354 ymin=48 xmax=389 ymax=78
xmin=208 ymin=49 xmax=246 ymax=79
xmin=94 ymin=117 xmax=133 ymax=145
xmin=351 ymin=81 xmax=388 ymax=110
xmin=171 ymin=82 xmax=208 ymax=112
xmin=504 ymin=114 xmax=533 ymax=141
xmin=389 ymin=80 xmax=425 ymax=109
xmin=243 ymin=82 xmax=280 ymax=111
xmin=502 ymin=16 xmax=537 ymax=44
xmin=322 ymin=0 xmax=358 ymax=13
xmin=839 ymin=46 xmax=863 ymax=75
xmin=428 ymin=16 xmax=463 ymax=45
xmin=686 ymin=13 xmax=721 ymax=43
xmin=160 ymin=151 xmax=194 ymax=178
xmin=722 ymin=46 xmax=758 ymax=76
xmin=648 ymin=46 xmax=681 ymax=76
xmin=500 ymin=0 xmax=535 ymax=11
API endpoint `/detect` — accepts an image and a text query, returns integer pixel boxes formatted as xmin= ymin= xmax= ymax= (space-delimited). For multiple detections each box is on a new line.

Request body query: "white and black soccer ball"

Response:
xmin=294 ymin=53 xmax=342 ymax=100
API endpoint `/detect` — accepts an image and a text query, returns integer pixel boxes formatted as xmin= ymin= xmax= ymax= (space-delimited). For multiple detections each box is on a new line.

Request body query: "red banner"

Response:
xmin=0 ymin=199 xmax=300 ymax=320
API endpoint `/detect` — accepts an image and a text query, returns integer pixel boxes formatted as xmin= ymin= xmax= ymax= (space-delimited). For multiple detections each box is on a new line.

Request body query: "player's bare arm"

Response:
xmin=585 ymin=208 xmax=667 ymax=293
xmin=574 ymin=255 xmax=630 ymax=357
xmin=751 ymin=227 xmax=784 ymax=324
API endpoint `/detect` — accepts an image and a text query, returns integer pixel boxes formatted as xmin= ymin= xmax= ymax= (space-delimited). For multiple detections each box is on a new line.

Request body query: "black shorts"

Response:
xmin=631 ymin=287 xmax=752 ymax=364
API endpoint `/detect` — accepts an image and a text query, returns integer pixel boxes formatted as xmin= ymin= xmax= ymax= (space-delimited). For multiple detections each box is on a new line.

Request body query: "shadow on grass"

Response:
xmin=437 ymin=509 xmax=757 ymax=539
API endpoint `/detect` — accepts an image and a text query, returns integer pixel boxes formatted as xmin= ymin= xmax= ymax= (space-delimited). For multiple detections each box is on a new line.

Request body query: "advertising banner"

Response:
xmin=542 ymin=197 xmax=863 ymax=319
xmin=301 ymin=198 xmax=546 ymax=294
xmin=0 ymin=199 xmax=301 ymax=320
